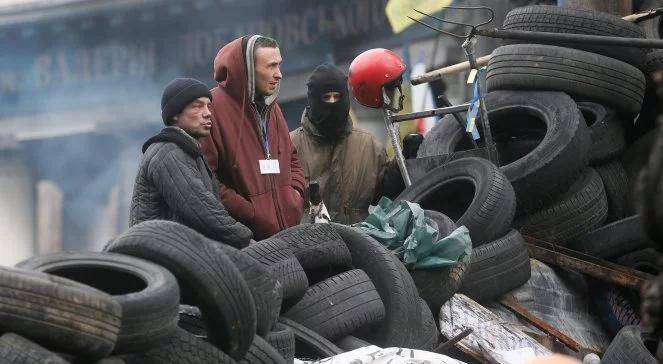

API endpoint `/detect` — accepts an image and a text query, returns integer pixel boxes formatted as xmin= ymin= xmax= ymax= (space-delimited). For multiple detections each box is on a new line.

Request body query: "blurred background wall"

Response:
xmin=0 ymin=0 xmax=529 ymax=264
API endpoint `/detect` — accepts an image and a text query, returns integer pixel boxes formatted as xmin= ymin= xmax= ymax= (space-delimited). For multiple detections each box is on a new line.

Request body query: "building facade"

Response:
xmin=0 ymin=0 xmax=514 ymax=262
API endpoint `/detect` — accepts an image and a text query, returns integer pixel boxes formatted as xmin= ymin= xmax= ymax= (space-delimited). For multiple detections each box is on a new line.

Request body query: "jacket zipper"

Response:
xmin=251 ymin=103 xmax=287 ymax=229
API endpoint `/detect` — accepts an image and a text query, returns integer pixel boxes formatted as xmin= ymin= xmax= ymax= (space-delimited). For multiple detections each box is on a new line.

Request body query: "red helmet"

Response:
xmin=348 ymin=48 xmax=406 ymax=109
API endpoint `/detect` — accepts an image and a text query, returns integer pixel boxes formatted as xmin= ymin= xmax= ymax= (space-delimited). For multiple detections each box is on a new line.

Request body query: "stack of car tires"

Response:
xmin=0 ymin=220 xmax=438 ymax=363
xmin=396 ymin=156 xmax=532 ymax=305
xmin=416 ymin=5 xmax=661 ymax=361
xmin=270 ymin=223 xmax=438 ymax=354
xmin=489 ymin=5 xmax=650 ymax=247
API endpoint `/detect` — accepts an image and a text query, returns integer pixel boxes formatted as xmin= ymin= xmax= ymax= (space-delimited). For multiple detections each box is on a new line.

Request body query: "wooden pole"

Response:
xmin=410 ymin=55 xmax=491 ymax=85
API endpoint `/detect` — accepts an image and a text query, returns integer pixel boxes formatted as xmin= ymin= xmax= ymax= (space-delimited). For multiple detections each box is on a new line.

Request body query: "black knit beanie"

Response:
xmin=161 ymin=78 xmax=213 ymax=125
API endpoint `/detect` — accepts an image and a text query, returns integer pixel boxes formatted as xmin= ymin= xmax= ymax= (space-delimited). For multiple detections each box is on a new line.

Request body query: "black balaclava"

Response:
xmin=306 ymin=63 xmax=351 ymax=138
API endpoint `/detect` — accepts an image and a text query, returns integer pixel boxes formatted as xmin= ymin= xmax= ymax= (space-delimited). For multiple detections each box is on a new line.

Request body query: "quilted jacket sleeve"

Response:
xmin=149 ymin=144 xmax=253 ymax=248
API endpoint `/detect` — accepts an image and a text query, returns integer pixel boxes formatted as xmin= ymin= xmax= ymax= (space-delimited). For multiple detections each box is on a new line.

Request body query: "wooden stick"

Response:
xmin=499 ymin=296 xmax=581 ymax=352
xmin=622 ymin=7 xmax=663 ymax=22
xmin=411 ymin=55 xmax=490 ymax=85
xmin=434 ymin=328 xmax=473 ymax=354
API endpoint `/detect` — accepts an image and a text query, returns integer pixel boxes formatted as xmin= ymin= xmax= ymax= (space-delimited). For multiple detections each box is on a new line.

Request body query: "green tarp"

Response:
xmin=352 ymin=197 xmax=471 ymax=269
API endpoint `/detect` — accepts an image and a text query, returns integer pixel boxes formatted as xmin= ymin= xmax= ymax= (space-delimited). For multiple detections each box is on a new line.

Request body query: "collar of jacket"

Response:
xmin=301 ymin=107 xmax=353 ymax=142
xmin=142 ymin=126 xmax=202 ymax=157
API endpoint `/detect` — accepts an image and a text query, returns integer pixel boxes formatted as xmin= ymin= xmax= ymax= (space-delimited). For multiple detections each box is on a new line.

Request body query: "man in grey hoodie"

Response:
xmin=130 ymin=77 xmax=253 ymax=248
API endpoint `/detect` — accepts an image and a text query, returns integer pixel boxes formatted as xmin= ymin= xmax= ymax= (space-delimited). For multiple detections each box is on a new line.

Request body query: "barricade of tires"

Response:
xmin=412 ymin=5 xmax=661 ymax=361
xmin=395 ymin=157 xmax=532 ymax=306
xmin=1 ymin=220 xmax=438 ymax=363
xmin=271 ymin=223 xmax=438 ymax=353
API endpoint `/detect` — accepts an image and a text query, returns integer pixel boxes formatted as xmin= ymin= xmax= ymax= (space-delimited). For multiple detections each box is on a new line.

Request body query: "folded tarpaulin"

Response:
xmin=352 ymin=197 xmax=470 ymax=269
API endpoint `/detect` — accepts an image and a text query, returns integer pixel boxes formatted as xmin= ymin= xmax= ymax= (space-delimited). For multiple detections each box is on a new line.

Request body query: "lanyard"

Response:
xmin=260 ymin=114 xmax=271 ymax=159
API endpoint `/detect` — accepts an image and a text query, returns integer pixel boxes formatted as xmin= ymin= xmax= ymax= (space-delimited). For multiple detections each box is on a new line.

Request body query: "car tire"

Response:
xmin=105 ymin=220 xmax=256 ymax=360
xmin=461 ymin=230 xmax=531 ymax=302
xmin=502 ymin=5 xmax=646 ymax=69
xmin=17 ymin=252 xmax=180 ymax=354
xmin=396 ymin=157 xmax=515 ymax=246
xmin=487 ymin=44 xmax=646 ymax=115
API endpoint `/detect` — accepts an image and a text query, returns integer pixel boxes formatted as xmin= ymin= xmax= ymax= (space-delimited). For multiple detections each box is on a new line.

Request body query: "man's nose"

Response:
xmin=202 ymin=105 xmax=212 ymax=118
xmin=274 ymin=67 xmax=282 ymax=80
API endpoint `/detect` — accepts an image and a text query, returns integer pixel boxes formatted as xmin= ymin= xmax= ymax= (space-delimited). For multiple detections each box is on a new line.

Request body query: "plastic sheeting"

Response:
xmin=486 ymin=259 xmax=611 ymax=353
xmin=353 ymin=197 xmax=470 ymax=269
xmin=439 ymin=294 xmax=552 ymax=364
xmin=294 ymin=345 xmax=467 ymax=364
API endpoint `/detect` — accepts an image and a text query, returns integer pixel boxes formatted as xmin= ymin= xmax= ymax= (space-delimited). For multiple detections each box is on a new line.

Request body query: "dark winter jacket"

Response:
xmin=200 ymin=35 xmax=306 ymax=240
xmin=290 ymin=111 xmax=387 ymax=224
xmin=130 ymin=126 xmax=252 ymax=248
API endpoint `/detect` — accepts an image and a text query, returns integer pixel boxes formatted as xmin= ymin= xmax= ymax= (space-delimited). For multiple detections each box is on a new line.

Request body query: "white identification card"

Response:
xmin=259 ymin=159 xmax=280 ymax=174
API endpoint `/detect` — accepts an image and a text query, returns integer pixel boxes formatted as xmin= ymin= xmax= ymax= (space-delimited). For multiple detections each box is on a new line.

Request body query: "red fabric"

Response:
xmin=201 ymin=36 xmax=306 ymax=240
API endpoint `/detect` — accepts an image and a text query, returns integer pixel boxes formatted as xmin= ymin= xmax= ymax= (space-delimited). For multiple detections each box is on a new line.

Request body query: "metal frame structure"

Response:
xmin=384 ymin=6 xmax=499 ymax=187
xmin=382 ymin=102 xmax=472 ymax=187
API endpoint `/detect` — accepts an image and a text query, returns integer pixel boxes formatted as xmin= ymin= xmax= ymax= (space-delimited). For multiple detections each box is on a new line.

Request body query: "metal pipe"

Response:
xmin=477 ymin=28 xmax=663 ymax=48
xmin=391 ymin=103 xmax=470 ymax=122
xmin=383 ymin=107 xmax=412 ymax=187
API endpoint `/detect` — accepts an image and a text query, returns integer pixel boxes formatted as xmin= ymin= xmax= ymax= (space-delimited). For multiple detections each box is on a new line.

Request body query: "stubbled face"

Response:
xmin=322 ymin=91 xmax=341 ymax=103
xmin=174 ymin=97 xmax=212 ymax=138
xmin=254 ymin=46 xmax=282 ymax=97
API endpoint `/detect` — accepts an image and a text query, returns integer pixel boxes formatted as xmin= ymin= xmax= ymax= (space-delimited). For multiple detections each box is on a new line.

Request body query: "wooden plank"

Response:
xmin=499 ymin=296 xmax=581 ymax=352
xmin=525 ymin=236 xmax=650 ymax=277
xmin=524 ymin=235 xmax=653 ymax=290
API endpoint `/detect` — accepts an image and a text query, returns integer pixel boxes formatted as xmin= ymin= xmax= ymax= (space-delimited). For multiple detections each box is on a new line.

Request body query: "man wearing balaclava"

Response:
xmin=290 ymin=63 xmax=387 ymax=224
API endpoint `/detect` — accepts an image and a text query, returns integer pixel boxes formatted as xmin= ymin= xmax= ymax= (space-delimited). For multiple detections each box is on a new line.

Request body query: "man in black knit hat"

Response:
xmin=290 ymin=63 xmax=387 ymax=224
xmin=130 ymin=77 xmax=253 ymax=248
